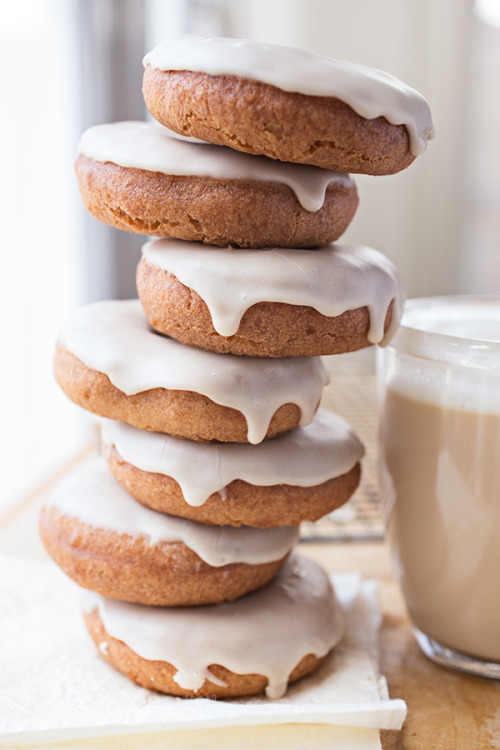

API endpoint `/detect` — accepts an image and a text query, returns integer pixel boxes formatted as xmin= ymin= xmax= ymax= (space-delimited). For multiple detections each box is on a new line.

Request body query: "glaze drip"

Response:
xmin=84 ymin=555 xmax=344 ymax=699
xmin=142 ymin=239 xmax=405 ymax=345
xmin=57 ymin=300 xmax=328 ymax=444
xmin=101 ymin=409 xmax=364 ymax=506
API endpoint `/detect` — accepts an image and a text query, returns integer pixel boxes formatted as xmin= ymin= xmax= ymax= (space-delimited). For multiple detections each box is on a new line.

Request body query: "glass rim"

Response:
xmin=388 ymin=295 xmax=500 ymax=368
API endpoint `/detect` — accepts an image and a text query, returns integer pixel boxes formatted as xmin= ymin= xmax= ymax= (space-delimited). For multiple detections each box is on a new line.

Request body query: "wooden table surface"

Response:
xmin=302 ymin=544 xmax=500 ymax=750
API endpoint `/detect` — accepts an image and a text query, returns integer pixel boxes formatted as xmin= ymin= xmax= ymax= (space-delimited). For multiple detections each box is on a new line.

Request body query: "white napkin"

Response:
xmin=0 ymin=556 xmax=406 ymax=746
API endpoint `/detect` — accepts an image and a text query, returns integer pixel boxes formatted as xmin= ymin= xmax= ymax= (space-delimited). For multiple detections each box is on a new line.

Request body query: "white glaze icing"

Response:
xmin=143 ymin=35 xmax=435 ymax=156
xmin=84 ymin=554 xmax=344 ymax=698
xmin=78 ymin=121 xmax=353 ymax=213
xmin=101 ymin=409 xmax=364 ymax=507
xmin=57 ymin=300 xmax=328 ymax=444
xmin=46 ymin=459 xmax=298 ymax=566
xmin=142 ymin=239 xmax=405 ymax=345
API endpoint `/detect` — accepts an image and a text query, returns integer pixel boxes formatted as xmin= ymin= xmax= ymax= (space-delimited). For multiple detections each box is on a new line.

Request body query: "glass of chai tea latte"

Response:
xmin=377 ymin=296 xmax=500 ymax=679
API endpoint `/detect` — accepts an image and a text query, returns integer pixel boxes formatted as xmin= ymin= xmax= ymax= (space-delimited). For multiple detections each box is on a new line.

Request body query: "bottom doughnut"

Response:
xmin=84 ymin=608 xmax=325 ymax=699
xmin=83 ymin=555 xmax=344 ymax=699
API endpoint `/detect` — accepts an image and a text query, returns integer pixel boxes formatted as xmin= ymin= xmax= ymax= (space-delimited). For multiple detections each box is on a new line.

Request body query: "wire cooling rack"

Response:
xmin=299 ymin=361 xmax=385 ymax=543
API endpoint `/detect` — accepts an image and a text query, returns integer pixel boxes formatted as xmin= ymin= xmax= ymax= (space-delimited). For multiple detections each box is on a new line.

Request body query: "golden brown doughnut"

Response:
xmin=40 ymin=460 xmax=297 ymax=606
xmin=82 ymin=555 xmax=344 ymax=699
xmin=137 ymin=258 xmax=394 ymax=358
xmin=84 ymin=607 xmax=325 ymax=698
xmin=136 ymin=240 xmax=402 ymax=357
xmin=54 ymin=300 xmax=329 ymax=443
xmin=104 ymin=442 xmax=361 ymax=528
xmin=75 ymin=153 xmax=358 ymax=248
xmin=41 ymin=506 xmax=289 ymax=606
xmin=142 ymin=37 xmax=433 ymax=176
xmin=143 ymin=68 xmax=415 ymax=175
xmin=54 ymin=344 xmax=308 ymax=442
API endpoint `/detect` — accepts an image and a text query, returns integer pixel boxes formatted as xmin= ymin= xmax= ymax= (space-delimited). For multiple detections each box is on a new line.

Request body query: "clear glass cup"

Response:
xmin=377 ymin=296 xmax=500 ymax=679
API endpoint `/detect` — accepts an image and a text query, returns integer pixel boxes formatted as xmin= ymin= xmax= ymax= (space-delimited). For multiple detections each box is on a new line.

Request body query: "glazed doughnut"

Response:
xmin=101 ymin=410 xmax=363 ymax=527
xmin=137 ymin=240 xmax=404 ymax=357
xmin=40 ymin=460 xmax=297 ymax=606
xmin=142 ymin=35 xmax=434 ymax=175
xmin=76 ymin=122 xmax=358 ymax=248
xmin=54 ymin=300 xmax=328 ymax=443
xmin=83 ymin=555 xmax=344 ymax=699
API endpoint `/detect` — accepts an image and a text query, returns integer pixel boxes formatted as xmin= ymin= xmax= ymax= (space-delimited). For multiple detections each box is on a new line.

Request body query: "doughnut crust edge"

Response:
xmin=84 ymin=606 xmax=326 ymax=698
xmin=53 ymin=344 xmax=304 ymax=442
xmin=75 ymin=154 xmax=359 ymax=248
xmin=143 ymin=68 xmax=415 ymax=175
xmin=104 ymin=442 xmax=361 ymax=528
xmin=40 ymin=506 xmax=288 ymax=606
xmin=137 ymin=258 xmax=396 ymax=357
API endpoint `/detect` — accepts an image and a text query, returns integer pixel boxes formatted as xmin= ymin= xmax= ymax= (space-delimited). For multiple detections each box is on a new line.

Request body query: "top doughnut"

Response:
xmin=143 ymin=35 xmax=435 ymax=175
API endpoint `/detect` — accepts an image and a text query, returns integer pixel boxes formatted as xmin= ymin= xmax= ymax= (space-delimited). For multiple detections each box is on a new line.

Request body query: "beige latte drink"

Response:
xmin=378 ymin=297 xmax=500 ymax=676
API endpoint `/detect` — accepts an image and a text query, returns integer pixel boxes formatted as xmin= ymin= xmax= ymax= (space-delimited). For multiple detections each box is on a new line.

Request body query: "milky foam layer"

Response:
xmin=143 ymin=35 xmax=435 ymax=156
xmin=402 ymin=297 xmax=500 ymax=343
xmin=47 ymin=459 xmax=298 ymax=566
xmin=78 ymin=121 xmax=353 ymax=213
xmin=101 ymin=409 xmax=364 ymax=507
xmin=57 ymin=300 xmax=328 ymax=444
xmin=379 ymin=298 xmax=500 ymax=413
xmin=84 ymin=554 xmax=343 ymax=699
xmin=143 ymin=239 xmax=404 ymax=345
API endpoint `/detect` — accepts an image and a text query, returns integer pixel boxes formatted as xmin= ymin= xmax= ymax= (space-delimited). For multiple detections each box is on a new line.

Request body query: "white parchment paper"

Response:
xmin=0 ymin=556 xmax=406 ymax=745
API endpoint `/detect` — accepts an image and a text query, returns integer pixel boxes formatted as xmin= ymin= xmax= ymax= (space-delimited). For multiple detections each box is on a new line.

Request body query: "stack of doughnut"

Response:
xmin=41 ymin=35 xmax=433 ymax=700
